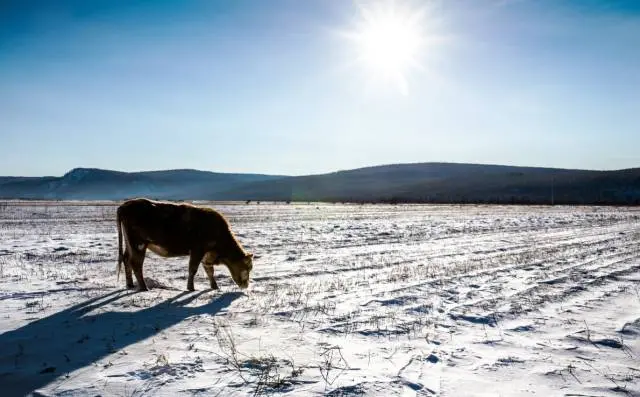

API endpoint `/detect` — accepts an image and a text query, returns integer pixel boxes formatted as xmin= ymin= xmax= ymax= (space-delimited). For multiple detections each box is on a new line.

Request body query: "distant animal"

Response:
xmin=116 ymin=198 xmax=254 ymax=291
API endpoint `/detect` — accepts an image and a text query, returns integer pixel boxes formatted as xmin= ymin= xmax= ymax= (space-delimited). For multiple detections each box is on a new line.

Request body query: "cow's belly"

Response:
xmin=147 ymin=243 xmax=188 ymax=257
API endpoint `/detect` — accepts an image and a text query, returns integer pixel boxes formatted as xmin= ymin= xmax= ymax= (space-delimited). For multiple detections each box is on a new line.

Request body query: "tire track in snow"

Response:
xmin=272 ymin=218 xmax=640 ymax=336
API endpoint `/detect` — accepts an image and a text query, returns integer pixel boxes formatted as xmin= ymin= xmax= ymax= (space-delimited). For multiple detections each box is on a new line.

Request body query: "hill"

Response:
xmin=216 ymin=163 xmax=640 ymax=205
xmin=0 ymin=168 xmax=283 ymax=200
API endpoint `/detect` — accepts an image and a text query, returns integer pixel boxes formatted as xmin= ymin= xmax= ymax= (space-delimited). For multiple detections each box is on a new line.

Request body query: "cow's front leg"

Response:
xmin=187 ymin=250 xmax=205 ymax=291
xmin=202 ymin=252 xmax=219 ymax=290
xmin=202 ymin=261 xmax=219 ymax=290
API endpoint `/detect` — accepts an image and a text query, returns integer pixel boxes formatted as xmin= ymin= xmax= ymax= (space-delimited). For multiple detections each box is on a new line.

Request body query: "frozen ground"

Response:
xmin=0 ymin=201 xmax=639 ymax=396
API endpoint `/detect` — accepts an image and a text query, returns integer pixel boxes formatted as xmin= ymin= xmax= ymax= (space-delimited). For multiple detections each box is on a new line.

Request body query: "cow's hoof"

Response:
xmin=126 ymin=284 xmax=135 ymax=290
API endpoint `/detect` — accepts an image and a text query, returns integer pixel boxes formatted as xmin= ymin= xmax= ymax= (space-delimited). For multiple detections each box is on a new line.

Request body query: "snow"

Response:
xmin=0 ymin=202 xmax=639 ymax=396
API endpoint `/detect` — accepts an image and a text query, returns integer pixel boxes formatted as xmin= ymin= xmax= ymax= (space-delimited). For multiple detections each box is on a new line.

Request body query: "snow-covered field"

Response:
xmin=1 ymin=201 xmax=639 ymax=396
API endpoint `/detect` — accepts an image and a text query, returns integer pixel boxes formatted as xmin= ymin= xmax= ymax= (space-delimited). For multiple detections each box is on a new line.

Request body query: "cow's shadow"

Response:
xmin=0 ymin=289 xmax=243 ymax=396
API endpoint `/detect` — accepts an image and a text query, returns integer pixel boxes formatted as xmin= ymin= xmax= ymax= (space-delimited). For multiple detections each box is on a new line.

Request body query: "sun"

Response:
xmin=345 ymin=1 xmax=429 ymax=95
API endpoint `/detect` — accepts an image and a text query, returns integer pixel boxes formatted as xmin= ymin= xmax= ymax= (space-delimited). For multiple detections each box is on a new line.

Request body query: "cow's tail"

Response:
xmin=116 ymin=207 xmax=124 ymax=281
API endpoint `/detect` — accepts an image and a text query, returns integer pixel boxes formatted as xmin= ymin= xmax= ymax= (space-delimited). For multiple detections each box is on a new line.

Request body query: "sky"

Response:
xmin=1 ymin=0 xmax=639 ymax=176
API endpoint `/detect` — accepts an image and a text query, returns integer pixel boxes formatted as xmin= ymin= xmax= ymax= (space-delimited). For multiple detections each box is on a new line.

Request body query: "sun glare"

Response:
xmin=346 ymin=1 xmax=429 ymax=95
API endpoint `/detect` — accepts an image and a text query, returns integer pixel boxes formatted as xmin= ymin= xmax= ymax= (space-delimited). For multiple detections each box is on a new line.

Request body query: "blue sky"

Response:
xmin=1 ymin=0 xmax=639 ymax=176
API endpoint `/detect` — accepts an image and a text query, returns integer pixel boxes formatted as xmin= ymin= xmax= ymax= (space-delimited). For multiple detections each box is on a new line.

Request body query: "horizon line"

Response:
xmin=2 ymin=161 xmax=639 ymax=179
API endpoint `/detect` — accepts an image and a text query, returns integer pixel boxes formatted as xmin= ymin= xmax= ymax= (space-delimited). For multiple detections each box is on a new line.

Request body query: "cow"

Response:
xmin=116 ymin=198 xmax=254 ymax=291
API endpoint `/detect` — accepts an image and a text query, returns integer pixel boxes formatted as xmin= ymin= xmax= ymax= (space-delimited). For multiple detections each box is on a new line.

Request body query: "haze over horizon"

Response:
xmin=2 ymin=0 xmax=639 ymax=177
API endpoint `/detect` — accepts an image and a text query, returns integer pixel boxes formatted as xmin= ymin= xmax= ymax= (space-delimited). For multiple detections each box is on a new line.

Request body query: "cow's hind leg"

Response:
xmin=129 ymin=246 xmax=148 ymax=292
xmin=123 ymin=250 xmax=134 ymax=289
xmin=123 ymin=222 xmax=148 ymax=291
xmin=187 ymin=251 xmax=205 ymax=291
xmin=119 ymin=220 xmax=135 ymax=289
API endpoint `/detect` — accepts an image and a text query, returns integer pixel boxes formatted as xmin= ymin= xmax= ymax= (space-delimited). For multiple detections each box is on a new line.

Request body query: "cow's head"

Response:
xmin=224 ymin=252 xmax=253 ymax=289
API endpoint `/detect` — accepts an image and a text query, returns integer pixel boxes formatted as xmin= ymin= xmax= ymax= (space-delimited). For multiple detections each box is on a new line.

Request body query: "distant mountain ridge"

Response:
xmin=1 ymin=163 xmax=639 ymax=205
xmin=0 ymin=167 xmax=284 ymax=201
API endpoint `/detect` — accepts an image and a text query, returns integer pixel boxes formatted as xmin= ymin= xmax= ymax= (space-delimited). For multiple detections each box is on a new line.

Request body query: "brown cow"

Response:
xmin=116 ymin=198 xmax=253 ymax=291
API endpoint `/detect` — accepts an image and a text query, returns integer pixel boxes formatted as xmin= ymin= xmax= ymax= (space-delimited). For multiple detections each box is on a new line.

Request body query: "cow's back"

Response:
xmin=119 ymin=199 xmax=195 ymax=254
xmin=118 ymin=198 xmax=232 ymax=255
